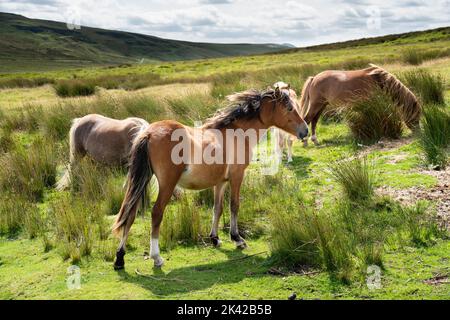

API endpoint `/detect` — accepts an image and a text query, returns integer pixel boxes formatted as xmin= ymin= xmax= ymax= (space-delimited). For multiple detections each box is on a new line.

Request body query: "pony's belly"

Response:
xmin=177 ymin=164 xmax=228 ymax=190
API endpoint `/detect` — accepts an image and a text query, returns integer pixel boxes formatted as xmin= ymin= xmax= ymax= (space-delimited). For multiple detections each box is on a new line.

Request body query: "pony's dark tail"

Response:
xmin=299 ymin=76 xmax=314 ymax=121
xmin=112 ymin=133 xmax=152 ymax=237
xmin=368 ymin=63 xmax=421 ymax=130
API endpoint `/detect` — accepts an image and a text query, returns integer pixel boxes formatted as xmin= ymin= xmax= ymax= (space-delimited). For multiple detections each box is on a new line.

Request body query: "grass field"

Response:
xmin=0 ymin=28 xmax=449 ymax=300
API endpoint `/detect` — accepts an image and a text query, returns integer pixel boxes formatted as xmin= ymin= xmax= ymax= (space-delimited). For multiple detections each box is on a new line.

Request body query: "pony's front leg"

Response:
xmin=229 ymin=171 xmax=246 ymax=249
xmin=210 ymin=182 xmax=226 ymax=247
xmin=287 ymin=138 xmax=294 ymax=163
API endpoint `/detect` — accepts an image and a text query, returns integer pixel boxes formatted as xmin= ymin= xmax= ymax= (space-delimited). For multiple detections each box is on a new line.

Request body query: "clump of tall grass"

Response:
xmin=166 ymin=92 xmax=217 ymax=124
xmin=344 ymin=88 xmax=403 ymax=144
xmin=0 ymin=137 xmax=58 ymax=201
xmin=401 ymin=69 xmax=445 ymax=105
xmin=329 ymin=156 xmax=375 ymax=202
xmin=0 ymin=195 xmax=38 ymax=237
xmin=269 ymin=204 xmax=323 ymax=268
xmin=401 ymin=47 xmax=447 ymax=66
xmin=211 ymin=71 xmax=247 ymax=99
xmin=0 ymin=127 xmax=14 ymax=153
xmin=50 ymin=195 xmax=104 ymax=262
xmin=0 ymin=105 xmax=45 ymax=133
xmin=396 ymin=201 xmax=446 ymax=247
xmin=160 ymin=194 xmax=208 ymax=250
xmin=418 ymin=104 xmax=450 ymax=169
xmin=0 ymin=77 xmax=54 ymax=89
xmin=54 ymin=79 xmax=96 ymax=97
xmin=269 ymin=195 xmax=446 ymax=283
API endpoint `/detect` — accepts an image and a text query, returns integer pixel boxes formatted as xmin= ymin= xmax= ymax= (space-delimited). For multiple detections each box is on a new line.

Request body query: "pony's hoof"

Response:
xmin=236 ymin=240 xmax=247 ymax=250
xmin=311 ymin=136 xmax=320 ymax=146
xmin=212 ymin=238 xmax=222 ymax=248
xmin=113 ymin=262 xmax=125 ymax=270
xmin=303 ymin=140 xmax=308 ymax=147
xmin=287 ymin=157 xmax=293 ymax=163
xmin=153 ymin=256 xmax=164 ymax=268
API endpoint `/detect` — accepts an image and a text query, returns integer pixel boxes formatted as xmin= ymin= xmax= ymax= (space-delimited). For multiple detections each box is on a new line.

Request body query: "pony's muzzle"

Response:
xmin=296 ymin=124 xmax=309 ymax=140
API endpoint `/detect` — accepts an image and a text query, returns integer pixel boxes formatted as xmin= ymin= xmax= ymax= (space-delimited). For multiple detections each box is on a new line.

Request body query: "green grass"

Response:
xmin=419 ymin=104 xmax=450 ymax=169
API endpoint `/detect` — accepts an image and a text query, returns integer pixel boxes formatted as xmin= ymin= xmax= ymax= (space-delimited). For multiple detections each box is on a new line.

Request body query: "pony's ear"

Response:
xmin=275 ymin=86 xmax=281 ymax=97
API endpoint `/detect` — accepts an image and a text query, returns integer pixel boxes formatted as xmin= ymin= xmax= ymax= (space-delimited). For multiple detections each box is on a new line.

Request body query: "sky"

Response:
xmin=0 ymin=0 xmax=449 ymax=46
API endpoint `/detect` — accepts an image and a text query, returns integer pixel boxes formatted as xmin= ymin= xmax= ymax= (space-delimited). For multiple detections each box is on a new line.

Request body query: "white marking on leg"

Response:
xmin=150 ymin=237 xmax=164 ymax=267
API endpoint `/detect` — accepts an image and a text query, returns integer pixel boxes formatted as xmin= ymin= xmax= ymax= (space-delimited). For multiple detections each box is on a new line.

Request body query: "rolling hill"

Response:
xmin=0 ymin=12 xmax=290 ymax=70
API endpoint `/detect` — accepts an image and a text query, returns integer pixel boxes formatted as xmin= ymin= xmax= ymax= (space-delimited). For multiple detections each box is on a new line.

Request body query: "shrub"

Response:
xmin=344 ymin=88 xmax=403 ymax=144
xmin=329 ymin=156 xmax=375 ymax=202
xmin=401 ymin=69 xmax=445 ymax=105
xmin=419 ymin=104 xmax=450 ymax=169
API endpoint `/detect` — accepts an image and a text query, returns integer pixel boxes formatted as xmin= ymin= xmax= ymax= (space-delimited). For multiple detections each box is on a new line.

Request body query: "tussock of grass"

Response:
xmin=401 ymin=69 xmax=445 ymax=105
xmin=161 ymin=195 xmax=207 ymax=250
xmin=269 ymin=195 xmax=446 ymax=283
xmin=344 ymin=88 xmax=403 ymax=144
xmin=50 ymin=195 xmax=105 ymax=262
xmin=401 ymin=47 xmax=450 ymax=65
xmin=0 ymin=77 xmax=54 ymax=89
xmin=0 ymin=195 xmax=38 ymax=237
xmin=166 ymin=92 xmax=217 ymax=124
xmin=329 ymin=156 xmax=375 ymax=202
xmin=0 ymin=138 xmax=58 ymax=201
xmin=54 ymin=79 xmax=96 ymax=97
xmin=419 ymin=104 xmax=450 ymax=169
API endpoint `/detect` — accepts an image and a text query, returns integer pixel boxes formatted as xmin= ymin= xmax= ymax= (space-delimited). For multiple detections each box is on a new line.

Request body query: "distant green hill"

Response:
xmin=0 ymin=12 xmax=290 ymax=71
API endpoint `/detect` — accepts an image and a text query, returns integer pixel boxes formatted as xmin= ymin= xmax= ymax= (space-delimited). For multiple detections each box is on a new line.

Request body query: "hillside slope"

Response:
xmin=0 ymin=12 xmax=289 ymax=68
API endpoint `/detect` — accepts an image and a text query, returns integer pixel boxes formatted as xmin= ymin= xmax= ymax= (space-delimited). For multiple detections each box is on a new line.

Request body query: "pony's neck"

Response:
xmin=229 ymin=117 xmax=271 ymax=143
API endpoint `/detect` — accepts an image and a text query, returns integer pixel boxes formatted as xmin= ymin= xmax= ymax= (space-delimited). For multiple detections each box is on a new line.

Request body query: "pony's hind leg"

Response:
xmin=114 ymin=204 xmax=138 ymax=270
xmin=210 ymin=182 xmax=226 ymax=247
xmin=229 ymin=169 xmax=246 ymax=249
xmin=310 ymin=102 xmax=326 ymax=146
xmin=150 ymin=181 xmax=177 ymax=268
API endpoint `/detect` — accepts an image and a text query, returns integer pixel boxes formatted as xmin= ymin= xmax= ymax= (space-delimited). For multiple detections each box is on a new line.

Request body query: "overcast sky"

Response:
xmin=1 ymin=0 xmax=449 ymax=46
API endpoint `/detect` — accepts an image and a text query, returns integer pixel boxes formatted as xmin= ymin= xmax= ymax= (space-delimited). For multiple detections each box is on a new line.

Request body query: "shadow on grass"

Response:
xmin=117 ymin=248 xmax=269 ymax=297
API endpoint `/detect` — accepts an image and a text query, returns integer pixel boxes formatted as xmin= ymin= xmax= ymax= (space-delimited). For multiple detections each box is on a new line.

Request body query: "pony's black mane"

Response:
xmin=204 ymin=89 xmax=289 ymax=129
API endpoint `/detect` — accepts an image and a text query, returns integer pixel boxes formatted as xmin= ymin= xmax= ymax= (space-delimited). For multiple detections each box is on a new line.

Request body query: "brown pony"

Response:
xmin=299 ymin=64 xmax=421 ymax=146
xmin=56 ymin=114 xmax=149 ymax=190
xmin=112 ymin=87 xmax=309 ymax=269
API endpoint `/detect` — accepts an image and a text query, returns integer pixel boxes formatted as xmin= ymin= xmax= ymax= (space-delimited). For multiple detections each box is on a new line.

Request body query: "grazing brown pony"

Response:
xmin=112 ymin=87 xmax=309 ymax=269
xmin=56 ymin=114 xmax=149 ymax=190
xmin=299 ymin=64 xmax=421 ymax=146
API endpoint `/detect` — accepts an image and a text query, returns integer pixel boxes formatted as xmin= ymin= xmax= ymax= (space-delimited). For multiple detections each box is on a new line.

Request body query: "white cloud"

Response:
xmin=0 ymin=0 xmax=448 ymax=46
